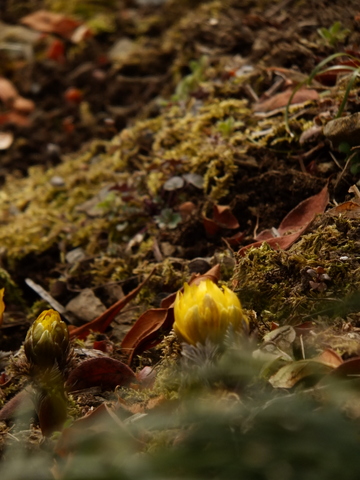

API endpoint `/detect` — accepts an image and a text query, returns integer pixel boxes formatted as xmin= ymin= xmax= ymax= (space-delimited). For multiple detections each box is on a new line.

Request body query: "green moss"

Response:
xmin=0 ymin=0 xmax=348 ymax=314
xmin=0 ymin=268 xmax=23 ymax=304
xmin=233 ymin=215 xmax=360 ymax=326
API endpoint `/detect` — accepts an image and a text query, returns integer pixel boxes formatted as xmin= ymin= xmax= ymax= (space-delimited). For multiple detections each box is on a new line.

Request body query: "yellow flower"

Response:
xmin=24 ymin=309 xmax=70 ymax=369
xmin=0 ymin=288 xmax=4 ymax=325
xmin=173 ymin=279 xmax=248 ymax=345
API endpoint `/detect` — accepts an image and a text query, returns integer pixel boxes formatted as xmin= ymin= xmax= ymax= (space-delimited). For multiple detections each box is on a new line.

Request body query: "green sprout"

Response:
xmin=317 ymin=21 xmax=350 ymax=47
xmin=155 ymin=208 xmax=182 ymax=230
xmin=173 ymin=56 xmax=208 ymax=102
xmin=338 ymin=142 xmax=360 ymax=175
xmin=217 ymin=117 xmax=236 ymax=138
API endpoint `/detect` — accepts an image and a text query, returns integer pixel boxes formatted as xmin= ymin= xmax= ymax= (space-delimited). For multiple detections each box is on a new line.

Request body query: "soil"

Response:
xmin=1 ymin=0 xmax=360 ymax=475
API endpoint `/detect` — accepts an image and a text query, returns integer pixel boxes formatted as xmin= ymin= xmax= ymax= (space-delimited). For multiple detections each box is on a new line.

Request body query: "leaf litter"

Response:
xmin=1 ymin=0 xmax=360 ymax=476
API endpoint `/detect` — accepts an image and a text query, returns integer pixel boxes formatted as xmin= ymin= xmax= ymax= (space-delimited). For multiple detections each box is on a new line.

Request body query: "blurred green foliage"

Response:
xmin=2 ymin=344 xmax=360 ymax=480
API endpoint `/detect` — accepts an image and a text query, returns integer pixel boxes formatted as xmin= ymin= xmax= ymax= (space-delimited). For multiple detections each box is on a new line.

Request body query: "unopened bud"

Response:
xmin=24 ymin=309 xmax=70 ymax=370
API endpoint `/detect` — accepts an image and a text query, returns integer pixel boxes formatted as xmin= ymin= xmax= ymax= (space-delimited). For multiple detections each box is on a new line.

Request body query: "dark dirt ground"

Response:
xmin=1 ymin=0 xmax=360 ymax=477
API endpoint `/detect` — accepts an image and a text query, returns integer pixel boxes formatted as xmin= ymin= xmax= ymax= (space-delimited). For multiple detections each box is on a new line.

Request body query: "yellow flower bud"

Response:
xmin=173 ymin=279 xmax=248 ymax=345
xmin=24 ymin=309 xmax=70 ymax=369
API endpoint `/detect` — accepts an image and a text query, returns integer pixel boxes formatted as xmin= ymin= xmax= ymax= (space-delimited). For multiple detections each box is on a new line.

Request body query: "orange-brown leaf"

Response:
xmin=21 ymin=10 xmax=80 ymax=39
xmin=70 ymin=269 xmax=155 ymax=339
xmin=121 ymin=308 xmax=171 ymax=364
xmin=212 ymin=204 xmax=239 ymax=229
xmin=278 ymin=184 xmax=329 ymax=235
xmin=254 ymin=88 xmax=319 ymax=112
xmin=66 ymin=357 xmax=136 ymax=392
xmin=239 ymin=185 xmax=329 ymax=256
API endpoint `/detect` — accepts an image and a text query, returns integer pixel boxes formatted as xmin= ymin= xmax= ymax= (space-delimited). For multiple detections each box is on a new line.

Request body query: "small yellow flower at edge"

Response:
xmin=173 ymin=279 xmax=248 ymax=346
xmin=0 ymin=288 xmax=5 ymax=325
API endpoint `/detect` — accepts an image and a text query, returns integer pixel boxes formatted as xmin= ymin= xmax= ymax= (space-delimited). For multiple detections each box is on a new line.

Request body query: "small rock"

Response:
xmin=163 ymin=176 xmax=184 ymax=191
xmin=323 ymin=112 xmax=360 ymax=149
xmin=65 ymin=247 xmax=86 ymax=264
xmin=102 ymin=283 xmax=124 ymax=304
xmin=160 ymin=242 xmax=176 ymax=257
xmin=0 ymin=132 xmax=14 ymax=150
xmin=50 ymin=175 xmax=65 ymax=187
xmin=65 ymin=288 xmax=106 ymax=325
xmin=299 ymin=124 xmax=323 ymax=145
xmin=108 ymin=38 xmax=135 ymax=63
xmin=75 ymin=185 xmax=113 ymax=217
xmin=188 ymin=257 xmax=212 ymax=274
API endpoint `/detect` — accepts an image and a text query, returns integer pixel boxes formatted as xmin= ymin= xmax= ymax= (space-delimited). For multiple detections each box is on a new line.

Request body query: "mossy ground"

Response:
xmin=1 ymin=0 xmax=360 ymax=476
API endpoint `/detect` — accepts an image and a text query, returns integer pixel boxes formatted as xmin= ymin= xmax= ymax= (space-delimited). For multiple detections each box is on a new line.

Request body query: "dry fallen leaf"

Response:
xmin=253 ymin=87 xmax=319 ymax=113
xmin=269 ymin=359 xmax=333 ymax=389
xmin=0 ymin=112 xmax=31 ymax=127
xmin=239 ymin=184 xmax=329 ymax=256
xmin=0 ymin=77 xmax=18 ymax=104
xmin=12 ymin=96 xmax=35 ymax=114
xmin=316 ymin=348 xmax=343 ymax=369
xmin=0 ymin=389 xmax=33 ymax=421
xmin=328 ymin=357 xmax=360 ymax=379
xmin=277 ymin=184 xmax=329 ymax=235
xmin=69 ymin=268 xmax=155 ymax=339
xmin=20 ymin=10 xmax=81 ymax=39
xmin=203 ymin=204 xmax=239 ymax=235
xmin=66 ymin=357 xmax=136 ymax=392
xmin=56 ymin=403 xmax=142 ymax=458
xmin=327 ymin=201 xmax=360 ymax=218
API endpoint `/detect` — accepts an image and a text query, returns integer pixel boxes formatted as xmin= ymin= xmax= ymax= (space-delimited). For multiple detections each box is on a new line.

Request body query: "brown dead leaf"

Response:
xmin=222 ymin=231 xmax=245 ymax=246
xmin=66 ymin=357 xmax=136 ymax=392
xmin=56 ymin=403 xmax=142 ymax=458
xmin=269 ymin=359 xmax=333 ymax=389
xmin=12 ymin=96 xmax=35 ymax=114
xmin=213 ymin=205 xmax=239 ymax=229
xmin=278 ymin=184 xmax=329 ymax=235
xmin=69 ymin=268 xmax=155 ymax=339
xmin=253 ymin=88 xmax=319 ymax=112
xmin=329 ymin=357 xmax=360 ymax=378
xmin=239 ymin=231 xmax=305 ymax=256
xmin=0 ymin=112 xmax=31 ymax=127
xmin=20 ymin=10 xmax=81 ymax=39
xmin=203 ymin=204 xmax=239 ymax=235
xmin=203 ymin=217 xmax=220 ymax=236
xmin=239 ymin=184 xmax=329 ymax=256
xmin=121 ymin=308 xmax=172 ymax=364
xmin=316 ymin=348 xmax=343 ymax=369
xmin=315 ymin=60 xmax=360 ymax=86
xmin=0 ymin=77 xmax=18 ymax=104
xmin=0 ymin=389 xmax=33 ymax=421
xmin=327 ymin=201 xmax=360 ymax=218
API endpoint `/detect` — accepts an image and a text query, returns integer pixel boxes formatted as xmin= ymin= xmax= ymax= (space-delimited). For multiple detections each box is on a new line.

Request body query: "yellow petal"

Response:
xmin=0 ymin=288 xmax=4 ymax=326
xmin=173 ymin=278 xmax=248 ymax=346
